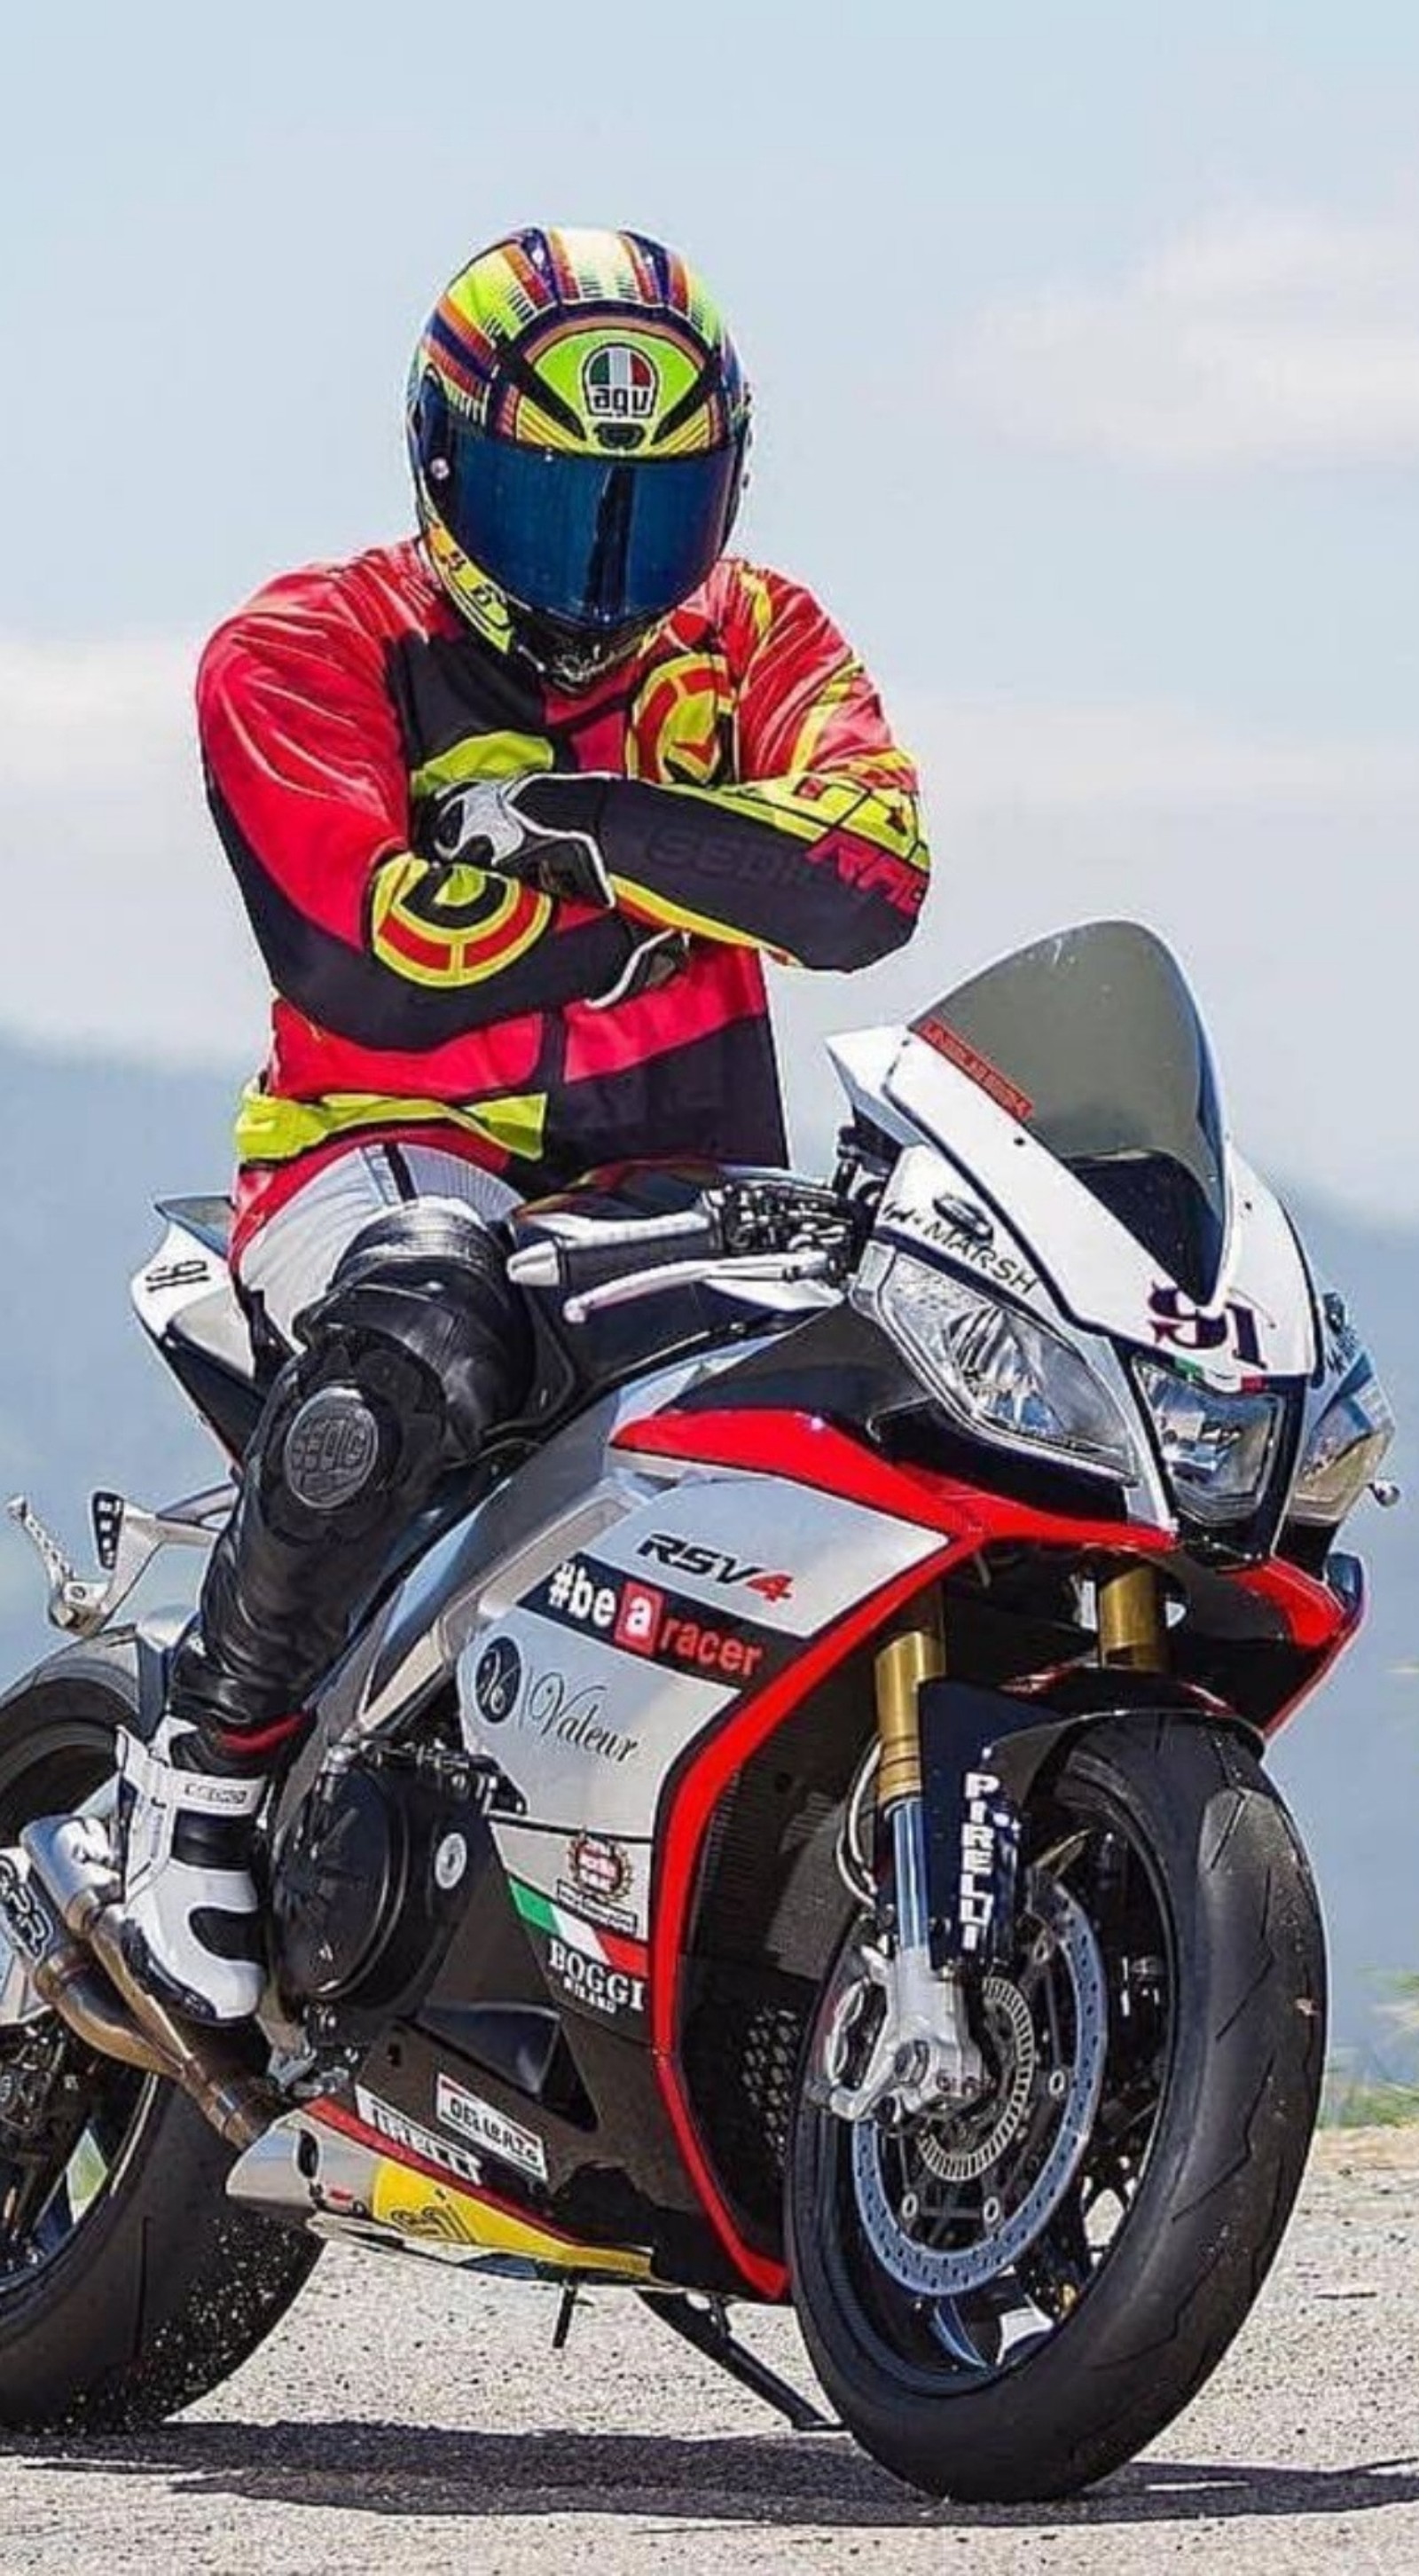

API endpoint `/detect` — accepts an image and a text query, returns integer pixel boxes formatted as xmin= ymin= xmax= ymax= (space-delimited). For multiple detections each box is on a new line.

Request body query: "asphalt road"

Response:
xmin=3 ymin=2129 xmax=1418 ymax=2574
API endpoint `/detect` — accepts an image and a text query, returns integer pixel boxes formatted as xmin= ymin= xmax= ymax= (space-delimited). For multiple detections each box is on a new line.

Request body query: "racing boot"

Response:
xmin=111 ymin=1716 xmax=275 ymax=2024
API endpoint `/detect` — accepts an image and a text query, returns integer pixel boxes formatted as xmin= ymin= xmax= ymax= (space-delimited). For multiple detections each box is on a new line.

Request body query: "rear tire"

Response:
xmin=0 ymin=1654 xmax=318 ymax=2430
xmin=787 ymin=1717 xmax=1325 ymax=2501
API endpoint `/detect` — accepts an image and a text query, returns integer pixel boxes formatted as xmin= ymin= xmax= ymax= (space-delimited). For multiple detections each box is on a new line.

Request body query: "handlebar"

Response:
xmin=505 ymin=1177 xmax=858 ymax=1322
xmin=506 ymin=1209 xmax=724 ymax=1300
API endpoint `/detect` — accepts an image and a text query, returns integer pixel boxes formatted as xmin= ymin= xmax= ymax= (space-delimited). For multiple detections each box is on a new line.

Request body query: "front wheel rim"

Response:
xmin=848 ymin=1869 xmax=1109 ymax=2299
xmin=804 ymin=1776 xmax=1178 ymax=2388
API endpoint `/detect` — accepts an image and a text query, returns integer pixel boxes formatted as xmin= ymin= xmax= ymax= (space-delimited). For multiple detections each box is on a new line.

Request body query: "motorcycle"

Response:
xmin=0 ymin=918 xmax=1393 ymax=2501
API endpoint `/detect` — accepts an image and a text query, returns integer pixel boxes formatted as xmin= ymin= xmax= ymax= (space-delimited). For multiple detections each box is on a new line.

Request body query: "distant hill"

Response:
xmin=0 ymin=1030 xmax=1411 ymax=2052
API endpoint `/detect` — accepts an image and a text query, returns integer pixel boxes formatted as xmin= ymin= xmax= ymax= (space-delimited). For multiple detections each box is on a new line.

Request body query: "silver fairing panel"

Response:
xmin=294 ymin=1342 xmax=943 ymax=1944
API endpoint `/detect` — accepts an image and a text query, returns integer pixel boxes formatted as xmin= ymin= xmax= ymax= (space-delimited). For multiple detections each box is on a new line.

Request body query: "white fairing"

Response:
xmin=834 ymin=1025 xmax=1316 ymax=1391
xmin=458 ymin=1468 xmax=943 ymax=1933
xmin=130 ymin=1221 xmax=231 ymax=1342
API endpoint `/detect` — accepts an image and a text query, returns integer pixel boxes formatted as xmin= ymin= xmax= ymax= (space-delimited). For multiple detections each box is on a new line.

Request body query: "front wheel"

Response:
xmin=787 ymin=1716 xmax=1325 ymax=2501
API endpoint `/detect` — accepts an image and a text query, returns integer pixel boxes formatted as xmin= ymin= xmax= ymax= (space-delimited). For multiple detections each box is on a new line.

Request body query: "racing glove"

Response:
xmin=428 ymin=774 xmax=687 ymax=1006
xmin=431 ymin=775 xmax=613 ymax=910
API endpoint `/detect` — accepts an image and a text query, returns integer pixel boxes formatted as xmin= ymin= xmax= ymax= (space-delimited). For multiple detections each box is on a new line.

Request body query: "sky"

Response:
xmin=2 ymin=1 xmax=1417 ymax=1219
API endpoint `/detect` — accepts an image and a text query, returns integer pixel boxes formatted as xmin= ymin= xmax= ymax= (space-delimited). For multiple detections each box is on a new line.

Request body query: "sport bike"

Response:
xmin=0 ymin=920 xmax=1393 ymax=2500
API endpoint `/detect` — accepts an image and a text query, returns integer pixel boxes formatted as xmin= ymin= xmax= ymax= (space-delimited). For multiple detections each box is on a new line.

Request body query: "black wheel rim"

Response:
xmin=0 ymin=1716 xmax=153 ymax=2291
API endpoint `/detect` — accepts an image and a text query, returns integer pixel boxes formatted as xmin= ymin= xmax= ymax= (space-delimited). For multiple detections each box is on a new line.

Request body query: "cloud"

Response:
xmin=0 ymin=636 xmax=268 ymax=1068
xmin=952 ymin=209 xmax=1419 ymax=468
xmin=895 ymin=692 xmax=1419 ymax=813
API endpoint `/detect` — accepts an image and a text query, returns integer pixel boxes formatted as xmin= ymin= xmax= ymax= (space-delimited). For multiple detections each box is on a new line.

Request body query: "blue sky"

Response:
xmin=3 ymin=1 xmax=1417 ymax=1211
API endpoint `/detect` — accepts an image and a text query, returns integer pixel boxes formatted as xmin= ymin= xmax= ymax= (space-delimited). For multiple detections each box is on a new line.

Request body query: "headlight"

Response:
xmin=856 ymin=1247 xmax=1139 ymax=1482
xmin=1291 ymin=1359 xmax=1394 ymax=1527
xmin=1135 ymin=1359 xmax=1283 ymax=1526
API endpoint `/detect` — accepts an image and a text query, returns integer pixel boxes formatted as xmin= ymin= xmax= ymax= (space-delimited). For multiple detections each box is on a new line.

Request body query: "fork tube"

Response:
xmin=874 ymin=1593 xmax=945 ymax=1948
xmin=1096 ymin=1563 xmax=1166 ymax=1670
xmin=874 ymin=1596 xmax=945 ymax=1809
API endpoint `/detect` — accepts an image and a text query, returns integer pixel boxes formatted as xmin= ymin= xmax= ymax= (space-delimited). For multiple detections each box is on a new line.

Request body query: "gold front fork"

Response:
xmin=873 ymin=1589 xmax=946 ymax=1805
xmin=1096 ymin=1562 xmax=1166 ymax=1670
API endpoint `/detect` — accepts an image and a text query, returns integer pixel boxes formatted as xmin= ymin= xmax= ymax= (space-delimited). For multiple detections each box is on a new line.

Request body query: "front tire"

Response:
xmin=787 ymin=1717 xmax=1325 ymax=2501
xmin=0 ymin=1654 xmax=318 ymax=2430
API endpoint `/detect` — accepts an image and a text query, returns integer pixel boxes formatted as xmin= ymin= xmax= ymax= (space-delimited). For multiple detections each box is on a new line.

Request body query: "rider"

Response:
xmin=113 ymin=225 xmax=930 ymax=2023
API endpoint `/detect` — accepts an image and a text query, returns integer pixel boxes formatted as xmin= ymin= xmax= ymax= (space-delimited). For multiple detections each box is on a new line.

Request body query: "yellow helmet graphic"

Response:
xmin=408 ymin=227 xmax=751 ymax=687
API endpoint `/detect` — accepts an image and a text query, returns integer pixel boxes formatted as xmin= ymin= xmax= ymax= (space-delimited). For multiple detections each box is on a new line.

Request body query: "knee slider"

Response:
xmin=253 ymin=1331 xmax=447 ymax=1544
xmin=279 ymin=1378 xmax=387 ymax=1516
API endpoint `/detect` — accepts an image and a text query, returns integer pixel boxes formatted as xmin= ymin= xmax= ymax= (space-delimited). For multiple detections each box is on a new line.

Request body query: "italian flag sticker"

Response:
xmin=510 ymin=1879 xmax=648 ymax=1978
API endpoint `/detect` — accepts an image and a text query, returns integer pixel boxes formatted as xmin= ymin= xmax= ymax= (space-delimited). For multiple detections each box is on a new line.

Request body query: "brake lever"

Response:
xmin=564 ymin=1249 xmax=834 ymax=1325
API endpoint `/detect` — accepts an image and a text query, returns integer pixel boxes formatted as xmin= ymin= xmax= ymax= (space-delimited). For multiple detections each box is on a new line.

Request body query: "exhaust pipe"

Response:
xmin=20 ymin=1818 xmax=270 ymax=2151
xmin=31 ymin=1940 xmax=177 ymax=2078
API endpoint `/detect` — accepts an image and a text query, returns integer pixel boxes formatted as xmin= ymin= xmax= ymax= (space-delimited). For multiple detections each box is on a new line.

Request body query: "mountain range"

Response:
xmin=0 ymin=1030 xmax=1412 ymax=2056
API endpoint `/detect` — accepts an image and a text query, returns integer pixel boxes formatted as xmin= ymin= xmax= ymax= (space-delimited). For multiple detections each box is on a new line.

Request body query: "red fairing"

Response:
xmin=1235 ymin=1558 xmax=1358 ymax=1731
xmin=623 ymin=1404 xmax=1355 ymax=2289
xmin=650 ymin=1543 xmax=960 ymax=2300
xmin=616 ymin=1406 xmax=1356 ymax=1672
xmin=615 ymin=1407 xmax=1173 ymax=1557
xmin=627 ymin=1409 xmax=1162 ymax=2297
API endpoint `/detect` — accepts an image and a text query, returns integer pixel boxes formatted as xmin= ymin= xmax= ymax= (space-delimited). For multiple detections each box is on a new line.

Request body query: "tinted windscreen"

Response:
xmin=915 ymin=921 xmax=1227 ymax=1300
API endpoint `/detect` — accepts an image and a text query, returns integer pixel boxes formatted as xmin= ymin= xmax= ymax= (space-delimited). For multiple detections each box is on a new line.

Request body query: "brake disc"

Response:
xmin=850 ymin=1871 xmax=1108 ymax=2297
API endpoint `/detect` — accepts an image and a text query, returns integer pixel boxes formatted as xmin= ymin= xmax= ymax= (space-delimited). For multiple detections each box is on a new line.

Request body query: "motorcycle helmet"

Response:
xmin=408 ymin=225 xmax=751 ymax=689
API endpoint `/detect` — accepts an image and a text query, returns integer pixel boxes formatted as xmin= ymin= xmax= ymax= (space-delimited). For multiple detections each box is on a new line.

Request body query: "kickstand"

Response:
xmin=636 ymin=2290 xmax=838 ymax=2434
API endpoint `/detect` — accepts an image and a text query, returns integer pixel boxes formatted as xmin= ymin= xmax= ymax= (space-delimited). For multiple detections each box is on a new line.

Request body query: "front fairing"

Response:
xmin=828 ymin=923 xmax=1338 ymax=1552
xmin=866 ymin=1030 xmax=1317 ymax=1392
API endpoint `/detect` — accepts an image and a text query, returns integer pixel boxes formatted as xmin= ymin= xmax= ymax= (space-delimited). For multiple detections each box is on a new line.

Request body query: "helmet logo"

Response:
xmin=583 ymin=343 xmax=659 ymax=421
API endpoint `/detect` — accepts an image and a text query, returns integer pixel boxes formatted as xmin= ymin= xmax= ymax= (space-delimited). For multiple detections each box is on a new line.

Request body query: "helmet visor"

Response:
xmin=439 ymin=431 xmax=744 ymax=632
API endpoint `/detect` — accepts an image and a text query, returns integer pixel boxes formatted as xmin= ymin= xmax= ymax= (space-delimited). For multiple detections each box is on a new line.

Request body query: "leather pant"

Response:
xmin=169 ymin=1199 xmax=532 ymax=1771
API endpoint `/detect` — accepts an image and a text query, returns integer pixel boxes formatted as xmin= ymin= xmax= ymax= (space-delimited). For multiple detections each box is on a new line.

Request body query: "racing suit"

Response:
xmin=171 ymin=535 xmax=929 ymax=1767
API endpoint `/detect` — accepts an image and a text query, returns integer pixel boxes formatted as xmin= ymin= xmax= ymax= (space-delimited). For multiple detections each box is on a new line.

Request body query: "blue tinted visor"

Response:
xmin=442 ymin=431 xmax=745 ymax=632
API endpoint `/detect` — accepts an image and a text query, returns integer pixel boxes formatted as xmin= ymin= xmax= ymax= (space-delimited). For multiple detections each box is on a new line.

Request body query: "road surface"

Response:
xmin=3 ymin=2128 xmax=1417 ymax=2573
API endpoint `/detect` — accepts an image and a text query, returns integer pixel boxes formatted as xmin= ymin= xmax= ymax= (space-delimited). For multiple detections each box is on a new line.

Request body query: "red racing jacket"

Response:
xmin=197 ymin=538 xmax=929 ymax=1259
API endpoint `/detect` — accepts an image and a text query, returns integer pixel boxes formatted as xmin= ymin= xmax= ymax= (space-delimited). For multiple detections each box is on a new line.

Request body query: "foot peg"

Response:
xmin=7 ymin=1485 xmax=230 ymax=1638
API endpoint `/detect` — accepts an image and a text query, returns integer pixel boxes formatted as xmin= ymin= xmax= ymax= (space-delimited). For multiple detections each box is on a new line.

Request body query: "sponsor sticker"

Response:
xmin=880 ymin=1191 xmax=1040 ymax=1301
xmin=355 ymin=2085 xmax=483 ymax=2187
xmin=913 ymin=1015 xmax=1034 ymax=1126
xmin=511 ymin=1879 xmax=650 ymax=2023
xmin=635 ymin=1533 xmax=795 ymax=1605
xmin=529 ymin=1552 xmax=783 ymax=1687
xmin=435 ymin=2073 xmax=549 ymax=2182
xmin=461 ymin=1640 xmax=640 ymax=1767
xmin=547 ymin=1935 xmax=647 ymax=2022
xmin=557 ymin=1831 xmax=637 ymax=1934
xmin=582 ymin=342 xmax=659 ymax=420
xmin=472 ymin=1635 xmax=522 ymax=1724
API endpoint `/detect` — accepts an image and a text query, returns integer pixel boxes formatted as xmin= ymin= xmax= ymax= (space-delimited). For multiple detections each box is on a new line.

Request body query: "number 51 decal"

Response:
xmin=1149 ymin=1285 xmax=1264 ymax=1369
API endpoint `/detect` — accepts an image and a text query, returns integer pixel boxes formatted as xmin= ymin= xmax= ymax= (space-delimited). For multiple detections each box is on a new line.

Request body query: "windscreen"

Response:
xmin=913 ymin=921 xmax=1227 ymax=1301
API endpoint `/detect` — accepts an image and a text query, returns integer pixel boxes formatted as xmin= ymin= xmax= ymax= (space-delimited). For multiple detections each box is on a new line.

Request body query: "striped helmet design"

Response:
xmin=413 ymin=225 xmax=749 ymax=458
xmin=406 ymin=226 xmax=751 ymax=674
